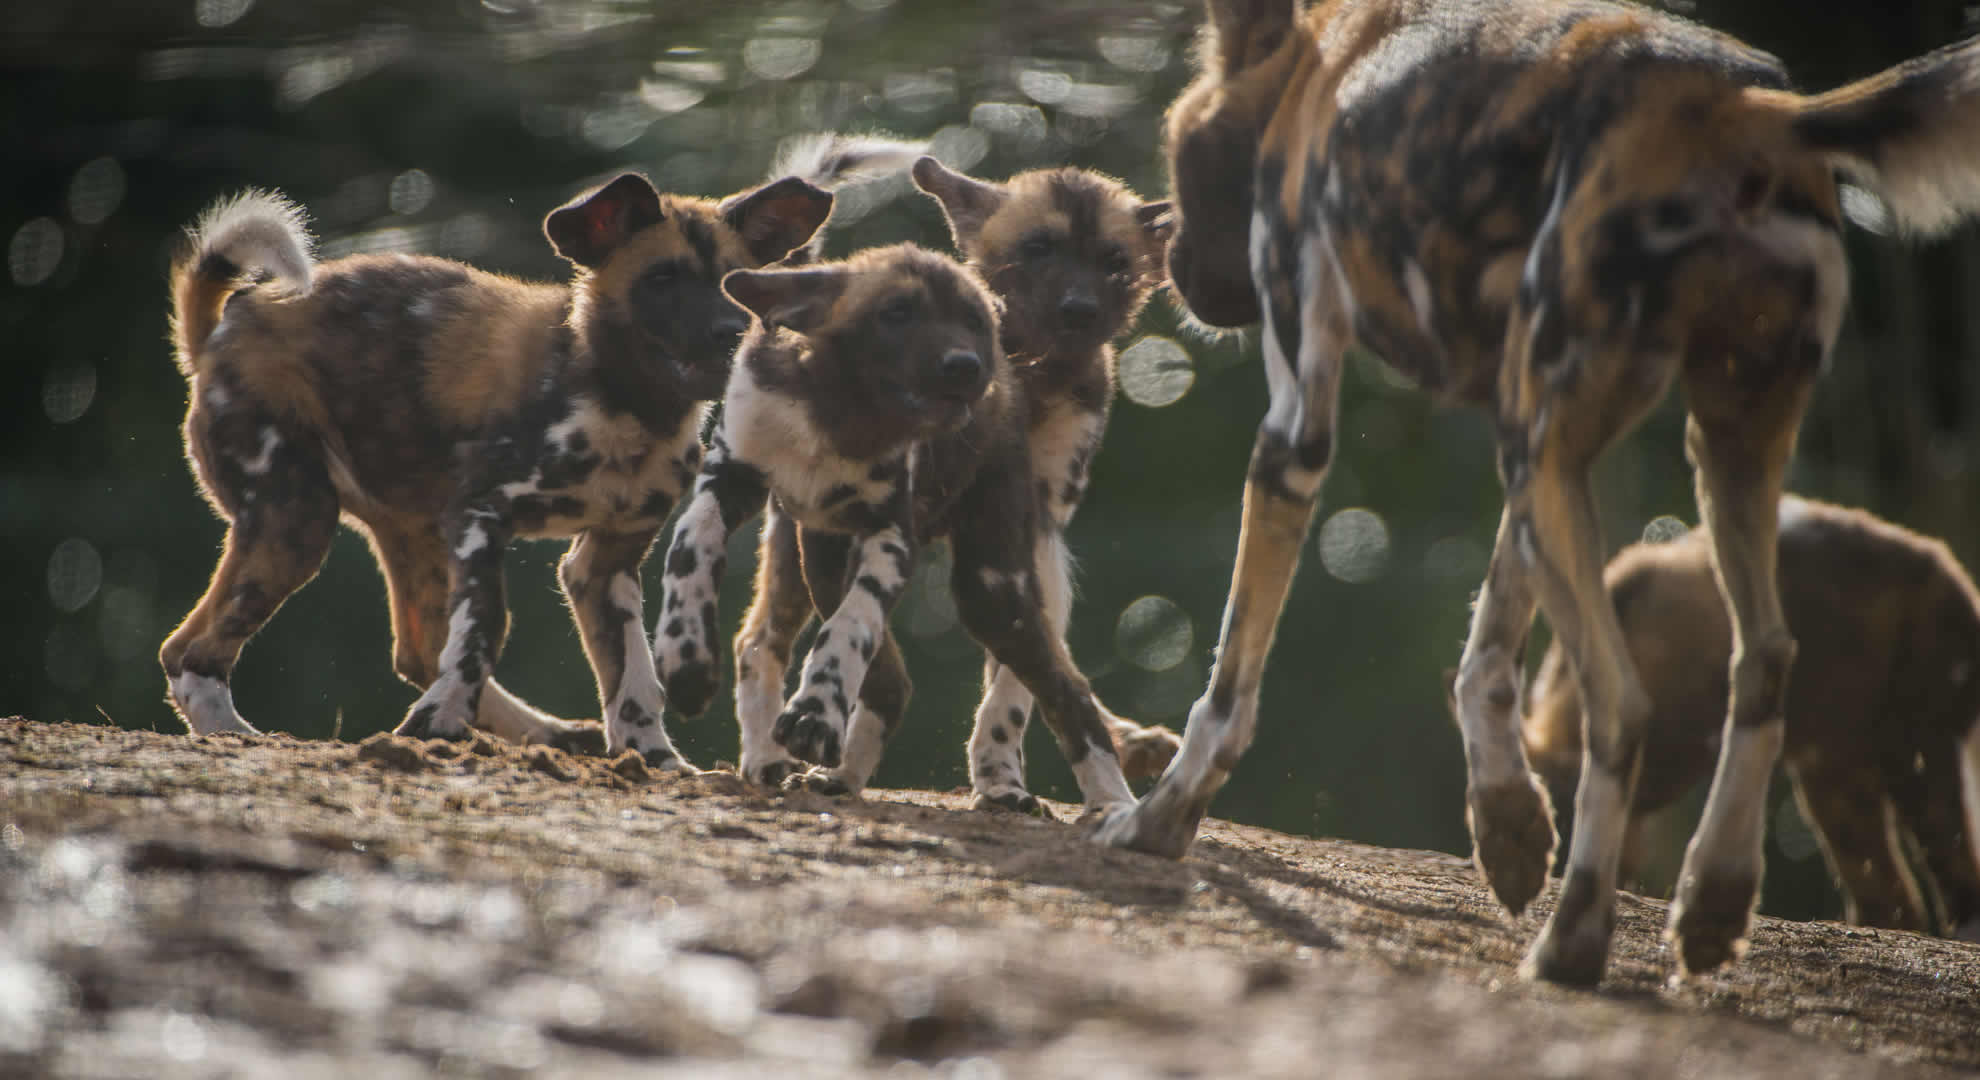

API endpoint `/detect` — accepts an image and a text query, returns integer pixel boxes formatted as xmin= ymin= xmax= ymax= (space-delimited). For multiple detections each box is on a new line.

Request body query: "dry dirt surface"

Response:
xmin=4 ymin=717 xmax=1978 ymax=1078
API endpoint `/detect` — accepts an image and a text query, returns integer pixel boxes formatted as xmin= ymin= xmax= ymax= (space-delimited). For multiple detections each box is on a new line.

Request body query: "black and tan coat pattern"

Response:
xmin=1094 ymin=0 xmax=1980 ymax=986
xmin=161 ymin=172 xmax=832 ymax=767
xmin=1519 ymin=497 xmax=1980 ymax=941
xmin=726 ymin=156 xmax=1181 ymax=809
xmin=654 ymin=244 xmax=1140 ymax=813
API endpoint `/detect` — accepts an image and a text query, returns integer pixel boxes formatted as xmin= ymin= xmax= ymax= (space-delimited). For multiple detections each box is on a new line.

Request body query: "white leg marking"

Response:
xmin=238 ymin=426 xmax=282 ymax=476
xmin=1684 ymin=724 xmax=1783 ymax=879
xmin=170 ymin=672 xmax=256 ymax=735
xmin=821 ymin=704 xmax=888 ymax=793
xmin=604 ymin=570 xmax=675 ymax=759
xmin=736 ymin=641 xmax=797 ymax=782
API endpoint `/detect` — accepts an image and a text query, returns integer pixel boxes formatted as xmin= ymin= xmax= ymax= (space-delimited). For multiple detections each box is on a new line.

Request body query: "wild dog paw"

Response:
xmin=396 ymin=700 xmax=473 ymax=742
xmin=1112 ymin=720 xmax=1182 ymax=781
xmin=1085 ymin=789 xmax=1200 ymax=858
xmin=537 ymin=719 xmax=609 ymax=758
xmin=1667 ymin=868 xmax=1758 ymax=977
xmin=635 ymin=745 xmax=697 ymax=774
xmin=970 ymin=784 xmax=1051 ymax=819
xmin=660 ymin=659 xmax=720 ymax=718
xmin=742 ymin=755 xmax=802 ymax=789
xmin=783 ymin=768 xmax=856 ymax=798
xmin=1520 ymin=872 xmax=1616 ymax=987
xmin=772 ymin=697 xmax=843 ymax=768
xmin=1466 ymin=775 xmax=1558 ymax=918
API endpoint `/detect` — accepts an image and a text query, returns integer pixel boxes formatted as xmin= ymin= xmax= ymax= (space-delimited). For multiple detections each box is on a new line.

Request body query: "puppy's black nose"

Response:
xmin=940 ymin=349 xmax=983 ymax=386
xmin=1059 ymin=292 xmax=1100 ymax=328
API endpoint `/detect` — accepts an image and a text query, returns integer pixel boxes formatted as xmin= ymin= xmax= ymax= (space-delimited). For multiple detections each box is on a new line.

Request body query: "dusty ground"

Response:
xmin=3 ymin=717 xmax=1978 ymax=1078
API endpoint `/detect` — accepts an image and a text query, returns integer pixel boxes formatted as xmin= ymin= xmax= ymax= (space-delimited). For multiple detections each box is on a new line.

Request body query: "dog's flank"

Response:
xmin=1093 ymin=0 xmax=1980 ymax=988
xmin=728 ymin=155 xmax=1181 ymax=804
xmin=1520 ymin=497 xmax=1980 ymax=940
xmin=160 ymin=171 xmax=831 ymax=769
xmin=656 ymin=244 xmax=1138 ymax=812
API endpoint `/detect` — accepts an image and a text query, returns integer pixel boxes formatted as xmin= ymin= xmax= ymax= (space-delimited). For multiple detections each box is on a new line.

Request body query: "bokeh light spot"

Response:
xmin=1116 ymin=595 xmax=1192 ymax=672
xmin=10 ymin=218 xmax=64 ymax=287
xmin=1117 ymin=336 xmax=1194 ymax=408
xmin=1317 ymin=508 xmax=1390 ymax=584
xmin=48 ymin=538 xmax=103 ymax=613
xmin=67 ymin=157 xmax=127 ymax=225
xmin=743 ymin=37 xmax=820 ymax=81
xmin=1642 ymin=515 xmax=1689 ymax=544
xmin=1422 ymin=534 xmax=1488 ymax=587
xmin=387 ymin=168 xmax=434 ymax=216
xmin=968 ymin=103 xmax=1046 ymax=149
xmin=42 ymin=360 xmax=97 ymax=424
xmin=194 ymin=0 xmax=254 ymax=28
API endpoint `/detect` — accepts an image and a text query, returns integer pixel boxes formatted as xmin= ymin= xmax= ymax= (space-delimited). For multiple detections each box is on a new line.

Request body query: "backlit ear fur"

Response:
xmin=911 ymin=156 xmax=1010 ymax=243
xmin=723 ymin=266 xmax=848 ymax=334
xmin=544 ymin=173 xmax=665 ymax=268
xmin=719 ymin=177 xmax=836 ymax=265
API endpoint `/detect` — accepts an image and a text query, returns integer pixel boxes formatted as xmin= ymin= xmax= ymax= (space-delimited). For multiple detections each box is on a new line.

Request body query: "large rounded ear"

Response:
xmin=544 ymin=173 xmax=665 ymax=268
xmin=910 ymin=156 xmax=1008 ymax=245
xmin=719 ymin=177 xmax=835 ymax=266
xmin=1135 ymin=200 xmax=1176 ymax=250
xmin=722 ymin=266 xmax=847 ymax=335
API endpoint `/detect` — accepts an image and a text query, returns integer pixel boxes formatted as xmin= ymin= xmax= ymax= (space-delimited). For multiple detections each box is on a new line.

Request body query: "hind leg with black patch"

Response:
xmin=785 ymin=523 xmax=911 ymax=795
xmin=398 ymin=505 xmax=513 ymax=742
xmin=363 ymin=520 xmax=587 ymax=750
xmin=951 ymin=509 xmax=1132 ymax=812
xmin=161 ymin=422 xmax=338 ymax=735
xmin=560 ymin=526 xmax=691 ymax=767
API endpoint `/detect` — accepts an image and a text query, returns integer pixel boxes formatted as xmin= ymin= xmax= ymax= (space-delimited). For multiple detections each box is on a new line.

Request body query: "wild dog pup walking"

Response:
xmin=1521 ymin=497 xmax=1980 ymax=939
xmin=161 ymin=172 xmax=832 ymax=766
xmin=1100 ymin=0 xmax=1980 ymax=985
xmin=655 ymin=244 xmax=1139 ymax=813
xmin=726 ymin=155 xmax=1181 ymax=810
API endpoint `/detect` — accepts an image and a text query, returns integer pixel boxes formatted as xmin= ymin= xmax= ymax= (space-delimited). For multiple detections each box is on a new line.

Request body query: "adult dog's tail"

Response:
xmin=169 ymin=189 xmax=314 ymax=374
xmin=768 ymin=132 xmax=928 ymax=263
xmin=1771 ymin=35 xmax=1980 ymax=236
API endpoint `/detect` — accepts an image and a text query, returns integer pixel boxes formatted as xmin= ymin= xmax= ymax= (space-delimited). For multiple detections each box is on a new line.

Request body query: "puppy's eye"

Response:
xmin=961 ymin=307 xmax=989 ymax=334
xmin=1102 ymin=246 xmax=1130 ymax=275
xmin=879 ymin=296 xmax=916 ymax=325
xmin=1019 ymin=233 xmax=1054 ymax=259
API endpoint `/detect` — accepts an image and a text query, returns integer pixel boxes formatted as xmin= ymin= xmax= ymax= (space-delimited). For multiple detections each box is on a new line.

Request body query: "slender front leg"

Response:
xmin=787 ymin=524 xmax=913 ymax=796
xmin=1092 ymin=221 xmax=1348 ymax=855
xmin=732 ymin=501 xmax=814 ymax=786
xmin=1668 ymin=401 xmax=1808 ymax=975
xmin=654 ymin=439 xmax=770 ymax=716
xmin=559 ymin=526 xmax=693 ymax=769
xmin=1454 ymin=506 xmax=1553 ymax=916
xmin=774 ymin=522 xmax=914 ymax=768
xmin=400 ymin=504 xmax=513 ymax=740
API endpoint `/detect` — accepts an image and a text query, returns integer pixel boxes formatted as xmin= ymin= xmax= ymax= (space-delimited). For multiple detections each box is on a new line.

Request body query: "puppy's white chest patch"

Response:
xmin=724 ymin=379 xmax=901 ymax=530
xmin=1030 ymin=398 xmax=1103 ymax=529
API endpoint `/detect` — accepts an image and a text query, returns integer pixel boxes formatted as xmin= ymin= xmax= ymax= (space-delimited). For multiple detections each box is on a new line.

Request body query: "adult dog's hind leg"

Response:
xmin=1091 ymin=230 xmax=1347 ymax=856
xmin=1668 ymin=392 xmax=1810 ymax=975
xmin=1454 ymin=506 xmax=1552 ymax=917
xmin=161 ymin=423 xmax=338 ymax=736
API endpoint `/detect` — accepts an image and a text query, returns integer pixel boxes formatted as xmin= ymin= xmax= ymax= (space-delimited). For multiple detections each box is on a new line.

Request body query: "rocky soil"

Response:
xmin=3 ymin=717 xmax=1978 ymax=1078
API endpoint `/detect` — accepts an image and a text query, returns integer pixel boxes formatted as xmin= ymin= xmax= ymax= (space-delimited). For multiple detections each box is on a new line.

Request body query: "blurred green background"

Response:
xmin=10 ymin=0 xmax=1980 ymax=925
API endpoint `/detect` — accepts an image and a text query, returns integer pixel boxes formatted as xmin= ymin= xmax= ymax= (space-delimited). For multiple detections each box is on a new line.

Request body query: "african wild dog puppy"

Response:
xmin=725 ymin=155 xmax=1182 ymax=811
xmin=1519 ymin=497 xmax=1980 ymax=939
xmin=654 ymin=245 xmax=1140 ymax=813
xmin=161 ymin=172 xmax=832 ymax=767
xmin=1097 ymin=0 xmax=1980 ymax=985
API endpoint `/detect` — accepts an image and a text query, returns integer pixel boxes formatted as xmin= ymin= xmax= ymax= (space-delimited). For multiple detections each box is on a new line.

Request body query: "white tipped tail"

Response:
xmin=189 ymin=188 xmax=316 ymax=291
xmin=170 ymin=188 xmax=317 ymax=373
xmin=771 ymin=132 xmax=930 ymax=191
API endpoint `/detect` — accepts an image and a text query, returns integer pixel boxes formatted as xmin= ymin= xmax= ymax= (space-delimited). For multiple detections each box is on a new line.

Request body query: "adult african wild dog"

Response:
xmin=724 ymin=155 xmax=1181 ymax=810
xmin=1519 ymin=497 xmax=1980 ymax=940
xmin=654 ymin=244 xmax=1143 ymax=813
xmin=1095 ymin=0 xmax=1980 ymax=985
xmin=161 ymin=171 xmax=832 ymax=766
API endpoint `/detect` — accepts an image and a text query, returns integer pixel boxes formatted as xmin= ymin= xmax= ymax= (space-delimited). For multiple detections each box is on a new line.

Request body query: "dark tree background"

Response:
xmin=8 ymin=0 xmax=1979 ymax=923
